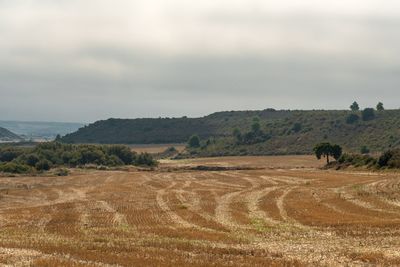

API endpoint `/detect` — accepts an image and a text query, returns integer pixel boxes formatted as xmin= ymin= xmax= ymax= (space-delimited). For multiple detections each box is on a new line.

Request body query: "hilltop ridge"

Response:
xmin=61 ymin=109 xmax=400 ymax=155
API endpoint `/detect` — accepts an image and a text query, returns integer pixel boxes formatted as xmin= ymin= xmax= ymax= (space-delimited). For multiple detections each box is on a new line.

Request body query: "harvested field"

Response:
xmin=0 ymin=156 xmax=400 ymax=266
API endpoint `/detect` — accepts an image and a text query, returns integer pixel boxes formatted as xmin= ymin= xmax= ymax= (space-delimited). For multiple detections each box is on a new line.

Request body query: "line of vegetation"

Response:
xmin=0 ymin=142 xmax=157 ymax=174
xmin=312 ymin=141 xmax=400 ymax=170
xmin=60 ymin=102 xmax=397 ymax=157
xmin=170 ymin=102 xmax=400 ymax=158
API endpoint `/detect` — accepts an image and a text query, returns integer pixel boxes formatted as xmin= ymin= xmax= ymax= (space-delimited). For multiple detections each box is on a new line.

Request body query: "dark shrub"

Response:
xmin=338 ymin=153 xmax=376 ymax=167
xmin=346 ymin=114 xmax=359 ymax=124
xmin=106 ymin=145 xmax=135 ymax=164
xmin=35 ymin=160 xmax=52 ymax=171
xmin=106 ymin=155 xmax=124 ymax=166
xmin=78 ymin=147 xmax=106 ymax=165
xmin=25 ymin=153 xmax=40 ymax=167
xmin=135 ymin=153 xmax=157 ymax=166
xmin=188 ymin=135 xmax=200 ymax=148
xmin=61 ymin=151 xmax=73 ymax=163
xmin=0 ymin=142 xmax=157 ymax=171
xmin=378 ymin=149 xmax=400 ymax=168
xmin=378 ymin=150 xmax=393 ymax=167
xmin=0 ymin=147 xmax=24 ymax=162
xmin=292 ymin=123 xmax=302 ymax=133
xmin=251 ymin=122 xmax=261 ymax=132
xmin=362 ymin=108 xmax=375 ymax=121
xmin=360 ymin=146 xmax=370 ymax=154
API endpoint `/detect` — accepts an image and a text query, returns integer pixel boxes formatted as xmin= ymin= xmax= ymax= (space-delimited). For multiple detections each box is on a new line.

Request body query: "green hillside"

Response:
xmin=61 ymin=109 xmax=400 ymax=155
xmin=0 ymin=127 xmax=22 ymax=142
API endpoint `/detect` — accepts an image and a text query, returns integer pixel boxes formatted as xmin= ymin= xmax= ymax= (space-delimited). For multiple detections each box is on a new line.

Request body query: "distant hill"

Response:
xmin=61 ymin=109 xmax=400 ymax=155
xmin=0 ymin=127 xmax=22 ymax=142
xmin=0 ymin=121 xmax=85 ymax=141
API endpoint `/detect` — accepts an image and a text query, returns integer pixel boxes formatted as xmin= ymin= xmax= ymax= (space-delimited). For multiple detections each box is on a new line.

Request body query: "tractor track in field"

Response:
xmin=1 ymin=156 xmax=400 ymax=266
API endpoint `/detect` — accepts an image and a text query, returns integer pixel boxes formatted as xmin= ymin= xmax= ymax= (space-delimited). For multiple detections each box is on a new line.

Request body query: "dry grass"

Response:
xmin=129 ymin=144 xmax=185 ymax=154
xmin=0 ymin=156 xmax=400 ymax=266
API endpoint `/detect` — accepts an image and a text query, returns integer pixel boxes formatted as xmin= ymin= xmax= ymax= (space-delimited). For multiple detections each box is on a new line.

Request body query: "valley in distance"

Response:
xmin=1 ymin=105 xmax=400 ymax=266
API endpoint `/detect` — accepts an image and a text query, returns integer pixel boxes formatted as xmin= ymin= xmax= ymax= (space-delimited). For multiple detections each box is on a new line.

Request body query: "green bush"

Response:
xmin=251 ymin=122 xmax=261 ymax=132
xmin=0 ymin=162 xmax=32 ymax=174
xmin=0 ymin=142 xmax=157 ymax=174
xmin=35 ymin=160 xmax=52 ymax=171
xmin=136 ymin=153 xmax=157 ymax=166
xmin=362 ymin=108 xmax=375 ymax=121
xmin=378 ymin=149 xmax=400 ymax=168
xmin=0 ymin=147 xmax=24 ymax=162
xmin=292 ymin=123 xmax=302 ymax=133
xmin=360 ymin=146 xmax=370 ymax=154
xmin=338 ymin=153 xmax=376 ymax=167
xmin=188 ymin=135 xmax=200 ymax=148
xmin=25 ymin=153 xmax=40 ymax=167
xmin=106 ymin=145 xmax=134 ymax=164
xmin=106 ymin=155 xmax=124 ymax=166
xmin=346 ymin=114 xmax=359 ymax=124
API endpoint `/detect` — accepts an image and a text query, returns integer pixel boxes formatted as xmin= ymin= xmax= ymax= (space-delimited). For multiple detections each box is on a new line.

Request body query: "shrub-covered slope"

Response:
xmin=61 ymin=109 xmax=400 ymax=155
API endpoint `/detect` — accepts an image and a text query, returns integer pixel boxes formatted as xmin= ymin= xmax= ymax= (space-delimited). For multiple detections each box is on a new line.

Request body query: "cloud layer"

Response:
xmin=1 ymin=0 xmax=399 ymax=122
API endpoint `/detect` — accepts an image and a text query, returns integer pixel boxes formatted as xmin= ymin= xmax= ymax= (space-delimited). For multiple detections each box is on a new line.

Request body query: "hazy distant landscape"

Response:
xmin=0 ymin=121 xmax=84 ymax=141
xmin=0 ymin=126 xmax=22 ymax=143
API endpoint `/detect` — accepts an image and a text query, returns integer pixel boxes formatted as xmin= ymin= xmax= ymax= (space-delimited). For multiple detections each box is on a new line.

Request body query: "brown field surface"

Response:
xmin=129 ymin=144 xmax=185 ymax=154
xmin=1 ymin=156 xmax=400 ymax=266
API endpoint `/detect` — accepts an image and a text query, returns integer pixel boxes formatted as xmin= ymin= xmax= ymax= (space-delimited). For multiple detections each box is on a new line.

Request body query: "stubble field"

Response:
xmin=1 ymin=155 xmax=400 ymax=266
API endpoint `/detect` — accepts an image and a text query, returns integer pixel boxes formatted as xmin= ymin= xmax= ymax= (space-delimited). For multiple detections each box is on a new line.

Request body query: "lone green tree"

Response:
xmin=350 ymin=101 xmax=360 ymax=111
xmin=376 ymin=102 xmax=384 ymax=111
xmin=188 ymin=135 xmax=200 ymax=148
xmin=313 ymin=143 xmax=343 ymax=164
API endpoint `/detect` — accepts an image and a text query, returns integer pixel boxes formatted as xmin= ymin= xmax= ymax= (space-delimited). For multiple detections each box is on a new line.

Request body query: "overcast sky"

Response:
xmin=1 ymin=0 xmax=399 ymax=122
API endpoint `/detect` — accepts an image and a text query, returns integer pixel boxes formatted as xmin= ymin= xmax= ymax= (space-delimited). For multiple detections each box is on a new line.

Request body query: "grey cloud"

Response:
xmin=1 ymin=1 xmax=400 ymax=122
xmin=2 ymin=49 xmax=399 ymax=122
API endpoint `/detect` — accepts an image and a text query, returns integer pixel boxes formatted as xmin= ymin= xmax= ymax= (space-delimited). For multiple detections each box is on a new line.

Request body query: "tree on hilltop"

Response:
xmin=376 ymin=102 xmax=384 ymax=111
xmin=350 ymin=101 xmax=360 ymax=111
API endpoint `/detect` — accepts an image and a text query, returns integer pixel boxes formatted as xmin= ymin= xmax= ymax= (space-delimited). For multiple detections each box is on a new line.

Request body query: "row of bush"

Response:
xmin=0 ymin=142 xmax=157 ymax=174
xmin=337 ymin=148 xmax=400 ymax=169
